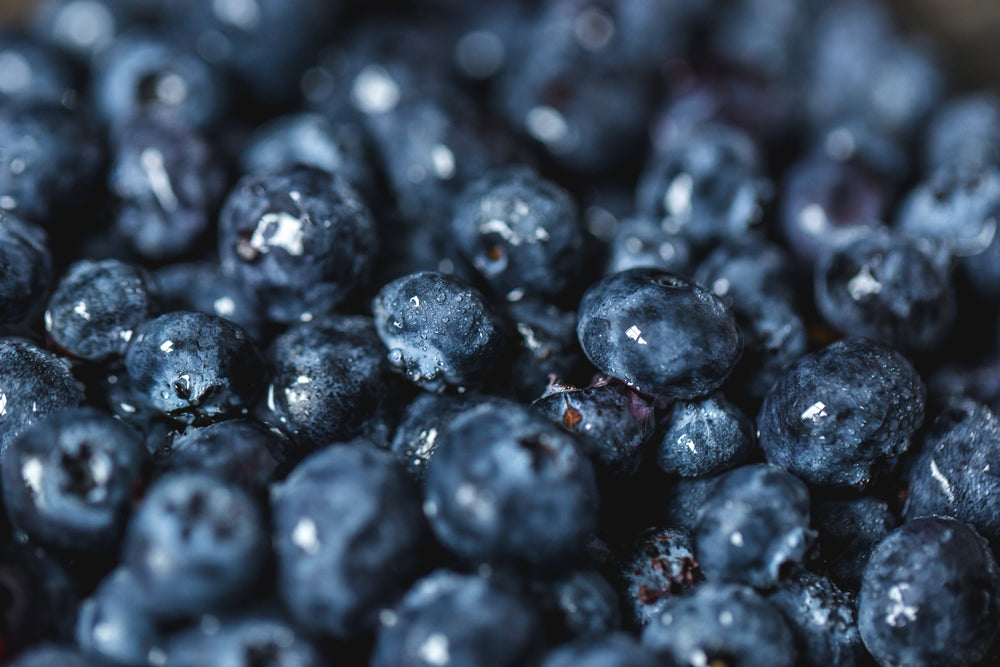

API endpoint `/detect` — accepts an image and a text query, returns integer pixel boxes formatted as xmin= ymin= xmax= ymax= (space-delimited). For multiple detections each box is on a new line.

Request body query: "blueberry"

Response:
xmin=371 ymin=570 xmax=543 ymax=667
xmin=122 ymin=471 xmax=267 ymax=618
xmin=532 ymin=379 xmax=654 ymax=479
xmin=0 ymin=33 xmax=75 ymax=105
xmin=618 ymin=527 xmax=702 ymax=629
xmin=0 ymin=100 xmax=104 ymax=225
xmin=262 ymin=316 xmax=398 ymax=448
xmin=218 ymin=167 xmax=377 ymax=323
xmin=91 ymin=34 xmax=227 ymax=130
xmin=766 ymin=569 xmax=865 ymax=667
xmin=0 ymin=546 xmax=79 ymax=658
xmin=154 ymin=262 xmax=263 ymax=340
xmin=0 ymin=338 xmax=84 ymax=454
xmin=108 ymin=115 xmax=227 ymax=262
xmin=903 ymin=398 xmax=1000 ymax=548
xmin=708 ymin=0 xmax=812 ymax=81
xmin=2 ymin=408 xmax=145 ymax=553
xmin=389 ymin=392 xmax=473 ymax=481
xmin=31 ymin=0 xmax=134 ymax=60
xmin=655 ymin=474 xmax=720 ymax=531
xmin=605 ymin=216 xmax=694 ymax=276
xmin=423 ymin=400 xmax=599 ymax=566
xmin=7 ymin=646 xmax=93 ymax=667
xmin=577 ymin=268 xmax=744 ymax=398
xmin=540 ymin=633 xmax=660 ymax=667
xmin=451 ymin=167 xmax=583 ymax=302
xmin=76 ymin=568 xmax=162 ymax=667
xmin=811 ymin=496 xmax=897 ymax=592
xmin=654 ymin=392 xmax=754 ymax=478
xmin=124 ymin=311 xmax=265 ymax=425
xmin=158 ymin=418 xmax=298 ymax=494
xmin=815 ymin=231 xmax=955 ymax=352
xmin=924 ymin=92 xmax=1000 ymax=172
xmin=779 ymin=156 xmax=888 ymax=265
xmin=928 ymin=359 xmax=1000 ymax=414
xmin=163 ymin=614 xmax=325 ymax=667
xmin=758 ymin=337 xmax=925 ymax=488
xmin=271 ymin=443 xmax=427 ymax=638
xmin=694 ymin=464 xmax=813 ymax=589
xmin=373 ymin=271 xmax=505 ymax=390
xmin=45 ymin=259 xmax=158 ymax=362
xmin=505 ymin=301 xmax=584 ymax=401
xmin=641 ymin=582 xmax=797 ymax=667
xmin=727 ymin=297 xmax=809 ymax=405
xmin=694 ymin=234 xmax=797 ymax=309
xmin=533 ymin=568 xmax=621 ymax=639
xmin=858 ymin=516 xmax=1000 ymax=667
xmin=240 ymin=112 xmax=375 ymax=200
xmin=0 ymin=214 xmax=52 ymax=325
xmin=636 ymin=123 xmax=771 ymax=247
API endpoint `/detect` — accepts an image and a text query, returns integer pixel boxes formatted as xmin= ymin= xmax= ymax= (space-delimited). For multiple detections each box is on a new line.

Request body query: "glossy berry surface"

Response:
xmin=124 ymin=311 xmax=265 ymax=425
xmin=45 ymin=259 xmax=157 ymax=362
xmin=605 ymin=216 xmax=693 ymax=276
xmin=655 ymin=392 xmax=754 ymax=478
xmin=758 ymin=337 xmax=925 ymax=488
xmin=271 ymin=443 xmax=426 ymax=638
xmin=423 ymin=400 xmax=599 ymax=567
xmin=577 ymin=268 xmax=743 ymax=398
xmin=372 ymin=271 xmax=505 ymax=390
xmin=218 ymin=166 xmax=377 ymax=323
xmin=389 ymin=392 xmax=472 ymax=482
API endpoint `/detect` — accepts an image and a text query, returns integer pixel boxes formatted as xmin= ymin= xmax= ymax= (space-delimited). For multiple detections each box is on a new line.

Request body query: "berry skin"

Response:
xmin=605 ymin=216 xmax=693 ymax=276
xmin=423 ymin=400 xmax=599 ymax=567
xmin=618 ymin=527 xmax=702 ymax=629
xmin=7 ymin=646 xmax=92 ymax=667
xmin=271 ymin=443 xmax=427 ymax=638
xmin=451 ymin=167 xmax=584 ymax=302
xmin=656 ymin=474 xmax=720 ymax=531
xmin=577 ymin=268 xmax=744 ymax=398
xmin=163 ymin=614 xmax=325 ymax=667
xmin=654 ymin=392 xmax=754 ymax=478
xmin=815 ymin=231 xmax=955 ymax=352
xmin=694 ymin=464 xmax=814 ymax=589
xmin=262 ymin=316 xmax=398 ymax=448
xmin=0 ymin=338 xmax=84 ymax=454
xmin=811 ymin=496 xmax=897 ymax=593
xmin=122 ymin=472 xmax=267 ymax=619
xmin=372 ymin=271 xmax=505 ymax=390
xmin=758 ymin=337 xmax=925 ymax=488
xmin=532 ymin=379 xmax=654 ymax=479
xmin=124 ymin=311 xmax=266 ymax=425
xmin=154 ymin=262 xmax=263 ymax=341
xmin=389 ymin=392 xmax=473 ymax=482
xmin=641 ymin=582 xmax=797 ymax=667
xmin=45 ymin=259 xmax=158 ymax=362
xmin=694 ymin=234 xmax=797 ymax=310
xmin=218 ymin=166 xmax=378 ymax=323
xmin=532 ymin=569 xmax=621 ymax=639
xmin=903 ymin=398 xmax=1000 ymax=548
xmin=924 ymin=93 xmax=1000 ymax=172
xmin=858 ymin=516 xmax=1000 ymax=667
xmin=108 ymin=116 xmax=227 ymax=262
xmin=1 ymin=408 xmax=146 ymax=553
xmin=539 ymin=633 xmax=660 ymax=667
xmin=76 ymin=568 xmax=161 ymax=667
xmin=0 ymin=215 xmax=52 ymax=326
xmin=767 ymin=569 xmax=866 ymax=667
xmin=505 ymin=301 xmax=584 ymax=401
xmin=371 ymin=570 xmax=543 ymax=667
xmin=0 ymin=100 xmax=103 ymax=225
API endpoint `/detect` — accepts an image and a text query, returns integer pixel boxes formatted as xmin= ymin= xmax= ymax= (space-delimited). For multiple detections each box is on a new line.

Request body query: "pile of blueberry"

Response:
xmin=2 ymin=0 xmax=1000 ymax=665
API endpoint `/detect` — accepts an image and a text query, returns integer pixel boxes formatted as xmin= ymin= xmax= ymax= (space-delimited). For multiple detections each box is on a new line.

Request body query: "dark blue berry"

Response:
xmin=540 ymin=633 xmax=659 ymax=667
xmin=45 ymin=259 xmax=158 ymax=362
xmin=373 ymin=271 xmax=505 ymax=390
xmin=262 ymin=316 xmax=398 ymax=448
xmin=371 ymin=570 xmax=543 ymax=667
xmin=218 ymin=167 xmax=377 ymax=323
xmin=694 ymin=234 xmax=797 ymax=310
xmin=505 ymin=301 xmax=584 ymax=401
xmin=533 ymin=568 xmax=621 ymax=639
xmin=423 ymin=400 xmax=599 ymax=566
xmin=758 ymin=337 xmax=925 ymax=488
xmin=389 ymin=392 xmax=473 ymax=482
xmin=694 ymin=464 xmax=813 ymax=589
xmin=654 ymin=392 xmax=754 ymax=478
xmin=271 ymin=443 xmax=427 ymax=638
xmin=0 ymin=546 xmax=79 ymax=659
xmin=924 ymin=92 xmax=1000 ymax=172
xmin=641 ymin=582 xmax=797 ymax=667
xmin=451 ymin=168 xmax=583 ymax=302
xmin=163 ymin=614 xmax=324 ymax=667
xmin=656 ymin=474 xmax=720 ymax=531
xmin=811 ymin=496 xmax=897 ymax=593
xmin=108 ymin=116 xmax=227 ymax=262
xmin=728 ymin=297 xmax=809 ymax=405
xmin=619 ymin=527 xmax=702 ymax=629
xmin=124 ymin=311 xmax=265 ymax=425
xmin=122 ymin=471 xmax=267 ymax=618
xmin=858 ymin=516 xmax=1000 ymax=667
xmin=154 ymin=262 xmax=263 ymax=341
xmin=0 ymin=33 xmax=74 ymax=105
xmin=1 ymin=408 xmax=145 ymax=553
xmin=0 ymin=214 xmax=52 ymax=326
xmin=577 ymin=268 xmax=743 ymax=398
xmin=606 ymin=216 xmax=693 ymax=276
xmin=76 ymin=568 xmax=161 ymax=667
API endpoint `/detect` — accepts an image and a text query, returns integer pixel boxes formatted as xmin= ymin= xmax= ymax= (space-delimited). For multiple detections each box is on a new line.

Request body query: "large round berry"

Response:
xmin=45 ymin=259 xmax=158 ymax=362
xmin=124 ymin=311 xmax=266 ymax=424
xmin=218 ymin=166 xmax=377 ymax=323
xmin=75 ymin=568 xmax=161 ymax=667
xmin=577 ymin=268 xmax=743 ymax=398
xmin=758 ymin=337 xmax=924 ymax=488
xmin=655 ymin=392 xmax=754 ymax=478
xmin=0 ymin=214 xmax=52 ymax=325
xmin=858 ymin=517 xmax=1000 ymax=667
